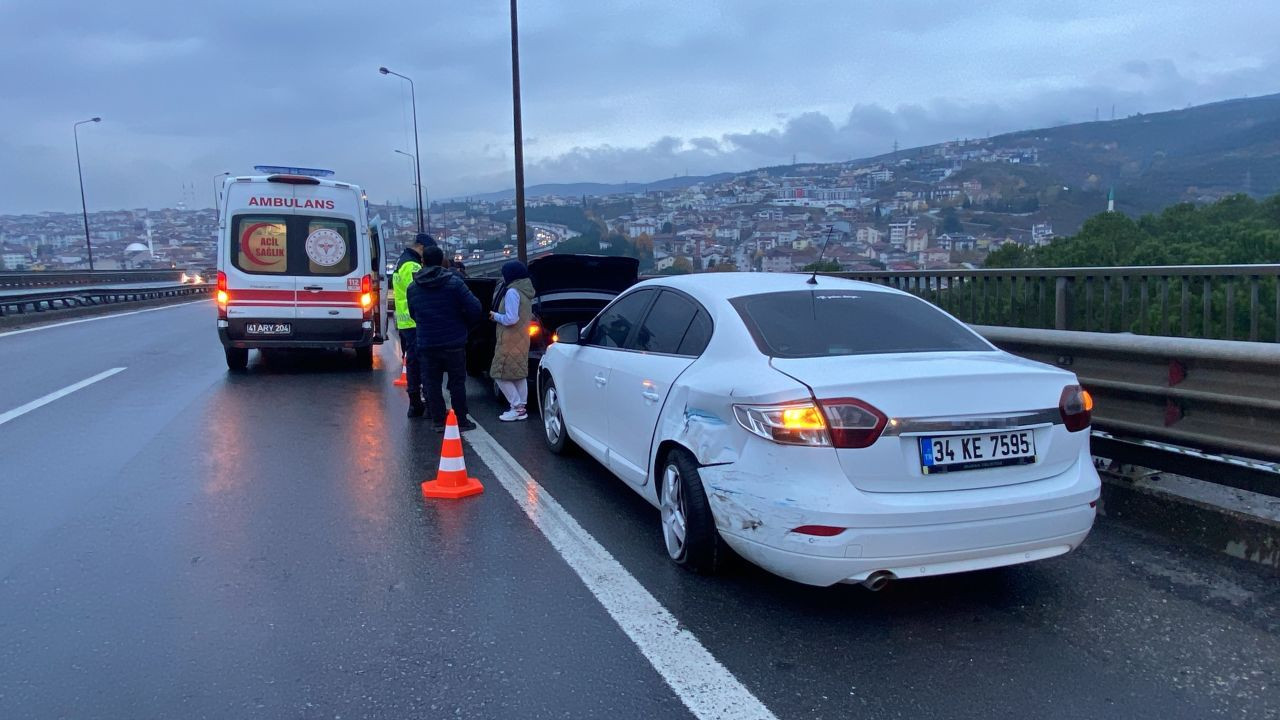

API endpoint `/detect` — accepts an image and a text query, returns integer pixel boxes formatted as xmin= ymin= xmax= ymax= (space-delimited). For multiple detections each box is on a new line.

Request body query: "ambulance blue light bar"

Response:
xmin=253 ymin=165 xmax=334 ymax=178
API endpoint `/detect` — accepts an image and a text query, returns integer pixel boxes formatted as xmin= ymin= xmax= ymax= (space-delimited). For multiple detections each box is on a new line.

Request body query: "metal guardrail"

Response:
xmin=837 ymin=264 xmax=1280 ymax=343
xmin=0 ymin=270 xmax=184 ymax=289
xmin=975 ymin=325 xmax=1280 ymax=496
xmin=0 ymin=283 xmax=210 ymax=317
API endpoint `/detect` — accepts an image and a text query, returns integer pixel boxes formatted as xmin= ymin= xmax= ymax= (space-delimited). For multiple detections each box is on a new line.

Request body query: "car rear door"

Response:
xmin=225 ymin=213 xmax=296 ymax=330
xmin=557 ymin=288 xmax=658 ymax=464
xmin=605 ymin=291 xmax=711 ymax=488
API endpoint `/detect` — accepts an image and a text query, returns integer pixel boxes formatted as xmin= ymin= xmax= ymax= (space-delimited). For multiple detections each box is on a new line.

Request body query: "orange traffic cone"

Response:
xmin=393 ymin=356 xmax=408 ymax=387
xmin=421 ymin=410 xmax=484 ymax=499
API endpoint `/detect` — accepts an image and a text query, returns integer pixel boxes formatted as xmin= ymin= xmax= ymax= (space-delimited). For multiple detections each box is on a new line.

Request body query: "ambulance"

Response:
xmin=215 ymin=166 xmax=388 ymax=370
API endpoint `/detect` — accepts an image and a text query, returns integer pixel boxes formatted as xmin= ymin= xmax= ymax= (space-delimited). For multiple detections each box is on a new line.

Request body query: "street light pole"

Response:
xmin=380 ymin=66 xmax=425 ymax=234
xmin=74 ymin=117 xmax=101 ymax=270
xmin=394 ymin=149 xmax=421 ymax=233
xmin=509 ymin=0 xmax=528 ymax=264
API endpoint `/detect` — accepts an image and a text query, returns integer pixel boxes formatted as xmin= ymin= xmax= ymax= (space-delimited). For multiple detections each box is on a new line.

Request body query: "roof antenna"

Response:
xmin=807 ymin=225 xmax=835 ymax=285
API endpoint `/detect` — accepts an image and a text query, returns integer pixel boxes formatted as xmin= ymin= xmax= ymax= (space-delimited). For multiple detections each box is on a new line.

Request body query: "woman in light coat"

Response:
xmin=489 ymin=260 xmax=535 ymax=421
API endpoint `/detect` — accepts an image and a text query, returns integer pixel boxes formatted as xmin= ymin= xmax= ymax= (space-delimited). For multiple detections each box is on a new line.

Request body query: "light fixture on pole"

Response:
xmin=379 ymin=66 xmax=425 ymax=234
xmin=74 ymin=117 xmax=102 ymax=270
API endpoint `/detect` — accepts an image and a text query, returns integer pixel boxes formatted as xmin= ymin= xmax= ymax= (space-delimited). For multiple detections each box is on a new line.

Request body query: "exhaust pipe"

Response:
xmin=861 ymin=570 xmax=894 ymax=592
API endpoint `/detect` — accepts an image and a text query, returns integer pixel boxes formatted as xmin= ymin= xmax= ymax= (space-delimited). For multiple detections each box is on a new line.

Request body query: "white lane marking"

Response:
xmin=0 ymin=300 xmax=207 ymax=339
xmin=465 ymin=425 xmax=778 ymax=720
xmin=0 ymin=367 xmax=127 ymax=427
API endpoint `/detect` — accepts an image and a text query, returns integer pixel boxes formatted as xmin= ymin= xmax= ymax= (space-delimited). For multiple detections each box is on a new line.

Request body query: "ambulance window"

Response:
xmin=302 ymin=218 xmax=356 ymax=276
xmin=231 ymin=215 xmax=289 ymax=274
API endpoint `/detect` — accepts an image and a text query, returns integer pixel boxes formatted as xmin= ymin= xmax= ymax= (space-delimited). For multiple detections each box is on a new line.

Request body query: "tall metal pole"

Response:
xmin=380 ymin=67 xmax=425 ymax=233
xmin=73 ymin=117 xmax=101 ymax=271
xmin=510 ymin=0 xmax=528 ymax=264
xmin=394 ymin=149 xmax=420 ymax=232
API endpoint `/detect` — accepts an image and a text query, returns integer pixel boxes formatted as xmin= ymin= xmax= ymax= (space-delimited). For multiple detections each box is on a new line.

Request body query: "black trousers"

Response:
xmin=398 ymin=327 xmax=421 ymax=401
xmin=419 ymin=345 xmax=469 ymax=423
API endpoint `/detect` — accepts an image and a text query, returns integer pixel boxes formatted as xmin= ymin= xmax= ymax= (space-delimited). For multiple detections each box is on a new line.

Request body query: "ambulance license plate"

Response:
xmin=246 ymin=322 xmax=291 ymax=336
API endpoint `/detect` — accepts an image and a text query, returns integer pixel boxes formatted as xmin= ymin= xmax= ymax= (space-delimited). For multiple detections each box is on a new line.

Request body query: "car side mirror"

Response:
xmin=554 ymin=322 xmax=581 ymax=345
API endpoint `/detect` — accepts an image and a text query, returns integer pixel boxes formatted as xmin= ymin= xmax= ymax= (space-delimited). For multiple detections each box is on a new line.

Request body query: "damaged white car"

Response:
xmin=537 ymin=273 xmax=1100 ymax=588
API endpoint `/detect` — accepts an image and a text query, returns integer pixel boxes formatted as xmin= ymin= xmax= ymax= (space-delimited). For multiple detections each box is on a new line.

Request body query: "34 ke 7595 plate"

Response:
xmin=918 ymin=430 xmax=1036 ymax=475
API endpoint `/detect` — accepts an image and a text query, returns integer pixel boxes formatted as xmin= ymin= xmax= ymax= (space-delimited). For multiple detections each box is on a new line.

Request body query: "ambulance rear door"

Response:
xmin=290 ymin=182 xmax=367 ymax=339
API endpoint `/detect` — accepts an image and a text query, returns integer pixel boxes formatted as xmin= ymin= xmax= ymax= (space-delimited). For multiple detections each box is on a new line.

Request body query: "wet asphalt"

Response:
xmin=0 ymin=300 xmax=1277 ymax=720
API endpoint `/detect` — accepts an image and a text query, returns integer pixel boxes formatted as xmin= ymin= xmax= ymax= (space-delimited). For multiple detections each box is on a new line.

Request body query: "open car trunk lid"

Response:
xmin=528 ymin=254 xmax=639 ymax=297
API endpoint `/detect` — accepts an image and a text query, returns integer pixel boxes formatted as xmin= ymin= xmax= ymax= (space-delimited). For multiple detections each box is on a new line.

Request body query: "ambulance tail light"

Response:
xmin=360 ymin=274 xmax=374 ymax=312
xmin=216 ymin=271 xmax=229 ymax=318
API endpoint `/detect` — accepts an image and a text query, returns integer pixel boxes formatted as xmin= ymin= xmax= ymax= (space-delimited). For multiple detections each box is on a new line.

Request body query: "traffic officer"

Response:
xmin=392 ymin=233 xmax=435 ymax=417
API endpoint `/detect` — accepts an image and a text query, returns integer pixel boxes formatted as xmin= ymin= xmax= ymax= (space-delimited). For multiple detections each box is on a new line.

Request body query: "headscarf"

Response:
xmin=500 ymin=260 xmax=530 ymax=283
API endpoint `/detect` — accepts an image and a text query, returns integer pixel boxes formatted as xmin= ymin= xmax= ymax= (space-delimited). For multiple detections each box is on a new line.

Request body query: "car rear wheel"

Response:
xmin=660 ymin=448 xmax=726 ymax=574
xmin=541 ymin=378 xmax=570 ymax=454
xmin=225 ymin=347 xmax=248 ymax=372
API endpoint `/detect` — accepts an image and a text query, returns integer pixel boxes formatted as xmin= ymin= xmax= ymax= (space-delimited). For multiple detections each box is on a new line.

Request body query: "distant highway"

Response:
xmin=0 ymin=300 xmax=1276 ymax=719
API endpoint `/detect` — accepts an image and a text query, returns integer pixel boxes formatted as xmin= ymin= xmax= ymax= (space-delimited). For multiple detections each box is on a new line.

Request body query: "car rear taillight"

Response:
xmin=817 ymin=398 xmax=888 ymax=449
xmin=360 ymin=274 xmax=373 ymax=311
xmin=216 ymin=271 xmax=229 ymax=316
xmin=528 ymin=322 xmax=541 ymax=337
xmin=733 ymin=401 xmax=831 ymax=446
xmin=1059 ymin=385 xmax=1093 ymax=432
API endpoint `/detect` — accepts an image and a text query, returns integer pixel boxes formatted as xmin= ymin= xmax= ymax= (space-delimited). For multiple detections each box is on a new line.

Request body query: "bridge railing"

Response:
xmin=834 ymin=264 xmax=1280 ymax=343
xmin=0 ymin=269 xmax=183 ymax=289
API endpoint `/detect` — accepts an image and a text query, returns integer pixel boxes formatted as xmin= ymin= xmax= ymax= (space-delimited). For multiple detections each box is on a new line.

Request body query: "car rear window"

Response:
xmin=730 ymin=289 xmax=991 ymax=358
xmin=231 ymin=214 xmax=357 ymax=276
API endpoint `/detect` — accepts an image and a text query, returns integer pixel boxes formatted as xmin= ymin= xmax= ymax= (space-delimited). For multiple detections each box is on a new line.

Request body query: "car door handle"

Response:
xmin=594 ymin=374 xmax=607 ymax=387
xmin=642 ymin=390 xmax=661 ymax=403
xmin=302 ymin=285 xmax=323 ymax=292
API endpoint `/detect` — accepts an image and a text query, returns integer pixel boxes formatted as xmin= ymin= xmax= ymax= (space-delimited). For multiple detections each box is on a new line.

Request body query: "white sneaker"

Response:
xmin=499 ymin=408 xmax=528 ymax=422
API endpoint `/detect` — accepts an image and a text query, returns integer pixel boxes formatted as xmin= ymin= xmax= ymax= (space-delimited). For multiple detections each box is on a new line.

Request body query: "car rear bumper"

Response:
xmin=718 ymin=505 xmax=1094 ymax=587
xmin=699 ymin=444 xmax=1100 ymax=586
xmin=219 ymin=318 xmax=376 ymax=349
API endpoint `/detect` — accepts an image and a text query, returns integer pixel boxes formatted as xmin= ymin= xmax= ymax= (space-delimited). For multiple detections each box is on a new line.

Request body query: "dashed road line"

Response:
xmin=0 ymin=368 xmax=127 ymax=427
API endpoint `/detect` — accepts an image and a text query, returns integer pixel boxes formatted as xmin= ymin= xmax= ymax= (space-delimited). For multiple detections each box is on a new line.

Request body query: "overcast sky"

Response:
xmin=1 ymin=0 xmax=1277 ymax=214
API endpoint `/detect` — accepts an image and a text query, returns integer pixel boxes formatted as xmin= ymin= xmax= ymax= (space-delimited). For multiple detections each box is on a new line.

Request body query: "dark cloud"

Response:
xmin=1 ymin=0 xmax=1277 ymax=213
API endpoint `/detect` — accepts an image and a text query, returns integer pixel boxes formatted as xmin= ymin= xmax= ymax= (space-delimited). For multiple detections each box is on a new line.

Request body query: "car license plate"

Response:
xmin=919 ymin=430 xmax=1036 ymax=475
xmin=245 ymin=322 xmax=291 ymax=336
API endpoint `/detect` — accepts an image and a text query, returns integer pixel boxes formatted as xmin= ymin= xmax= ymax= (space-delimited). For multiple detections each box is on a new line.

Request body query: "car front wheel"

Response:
xmin=660 ymin=448 xmax=726 ymax=574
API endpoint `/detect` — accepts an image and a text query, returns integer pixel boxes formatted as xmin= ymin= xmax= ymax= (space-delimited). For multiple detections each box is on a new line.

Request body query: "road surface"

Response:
xmin=0 ymin=300 xmax=1276 ymax=719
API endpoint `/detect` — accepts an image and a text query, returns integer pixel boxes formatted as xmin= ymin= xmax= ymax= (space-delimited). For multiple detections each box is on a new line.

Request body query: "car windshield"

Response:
xmin=730 ymin=289 xmax=991 ymax=358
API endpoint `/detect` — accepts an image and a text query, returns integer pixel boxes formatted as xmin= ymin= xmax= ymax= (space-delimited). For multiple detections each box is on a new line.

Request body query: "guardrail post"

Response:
xmin=1054 ymin=277 xmax=1071 ymax=330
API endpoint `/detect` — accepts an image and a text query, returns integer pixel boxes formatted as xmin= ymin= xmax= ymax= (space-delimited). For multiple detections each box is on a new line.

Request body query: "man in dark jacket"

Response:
xmin=406 ymin=245 xmax=484 ymax=432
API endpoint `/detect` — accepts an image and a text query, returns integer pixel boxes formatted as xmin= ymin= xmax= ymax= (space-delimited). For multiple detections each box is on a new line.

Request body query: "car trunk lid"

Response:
xmin=770 ymin=352 xmax=1084 ymax=493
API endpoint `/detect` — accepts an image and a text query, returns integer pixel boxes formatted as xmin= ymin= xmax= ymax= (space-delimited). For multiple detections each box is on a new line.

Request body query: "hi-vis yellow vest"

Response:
xmin=393 ymin=260 xmax=422 ymax=329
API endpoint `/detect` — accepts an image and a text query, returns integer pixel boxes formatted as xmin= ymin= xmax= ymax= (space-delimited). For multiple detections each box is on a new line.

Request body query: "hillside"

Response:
xmin=458 ymin=173 xmax=735 ymax=202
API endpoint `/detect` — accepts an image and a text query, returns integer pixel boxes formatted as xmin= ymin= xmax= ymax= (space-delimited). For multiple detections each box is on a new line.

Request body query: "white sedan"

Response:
xmin=537 ymin=273 xmax=1100 ymax=588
